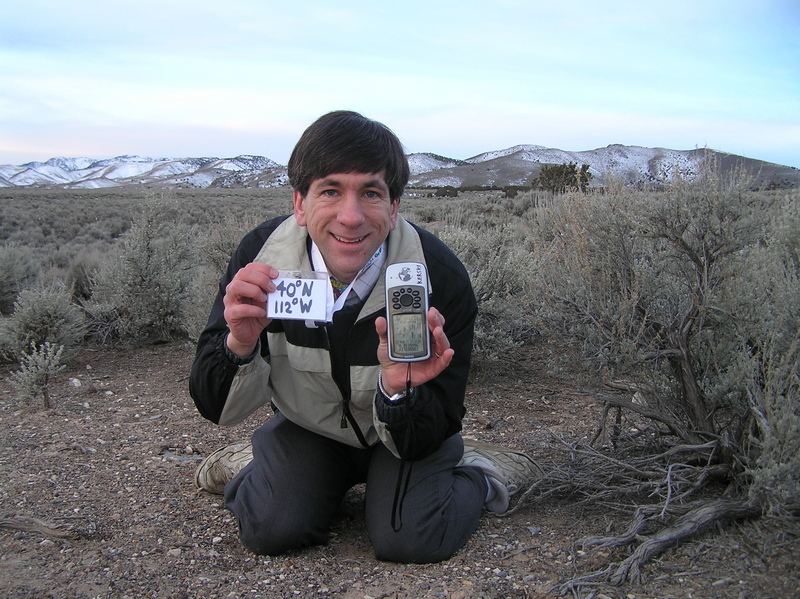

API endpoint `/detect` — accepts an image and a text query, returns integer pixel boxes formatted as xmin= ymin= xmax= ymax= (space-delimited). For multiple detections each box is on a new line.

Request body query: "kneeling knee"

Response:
xmin=238 ymin=515 xmax=328 ymax=556
xmin=371 ymin=532 xmax=457 ymax=564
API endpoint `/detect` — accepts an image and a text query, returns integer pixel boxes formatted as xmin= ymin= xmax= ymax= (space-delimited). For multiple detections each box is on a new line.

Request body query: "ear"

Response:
xmin=292 ymin=189 xmax=307 ymax=226
xmin=389 ymin=198 xmax=400 ymax=230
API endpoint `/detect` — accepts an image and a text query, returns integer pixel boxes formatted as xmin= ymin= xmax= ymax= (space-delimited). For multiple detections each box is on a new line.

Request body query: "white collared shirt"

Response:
xmin=310 ymin=242 xmax=386 ymax=322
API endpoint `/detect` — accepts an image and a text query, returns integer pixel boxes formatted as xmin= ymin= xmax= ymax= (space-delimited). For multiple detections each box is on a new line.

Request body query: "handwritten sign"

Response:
xmin=267 ymin=271 xmax=328 ymax=322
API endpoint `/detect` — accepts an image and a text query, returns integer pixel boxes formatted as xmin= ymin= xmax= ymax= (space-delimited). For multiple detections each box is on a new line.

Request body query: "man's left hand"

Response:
xmin=375 ymin=307 xmax=454 ymax=396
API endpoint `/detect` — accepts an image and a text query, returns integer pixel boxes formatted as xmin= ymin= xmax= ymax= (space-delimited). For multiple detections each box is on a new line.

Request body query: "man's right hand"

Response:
xmin=223 ymin=263 xmax=280 ymax=357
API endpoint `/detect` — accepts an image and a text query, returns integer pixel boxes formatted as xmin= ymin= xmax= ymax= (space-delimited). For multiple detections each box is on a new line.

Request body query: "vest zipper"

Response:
xmin=324 ymin=324 xmax=370 ymax=447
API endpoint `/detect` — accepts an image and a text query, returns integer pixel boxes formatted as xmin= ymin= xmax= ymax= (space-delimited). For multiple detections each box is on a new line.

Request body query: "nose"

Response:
xmin=337 ymin=191 xmax=366 ymax=227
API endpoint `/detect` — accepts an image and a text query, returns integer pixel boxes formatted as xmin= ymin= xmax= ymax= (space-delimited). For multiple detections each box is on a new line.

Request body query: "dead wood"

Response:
xmin=593 ymin=393 xmax=705 ymax=445
xmin=0 ymin=515 xmax=94 ymax=539
xmin=609 ymin=498 xmax=761 ymax=585
xmin=502 ymin=430 xmax=724 ymax=520
xmin=504 ymin=418 xmax=762 ymax=593
xmin=554 ymin=499 xmax=762 ymax=593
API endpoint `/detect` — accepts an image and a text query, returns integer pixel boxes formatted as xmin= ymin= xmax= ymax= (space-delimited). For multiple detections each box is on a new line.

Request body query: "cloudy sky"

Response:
xmin=1 ymin=0 xmax=798 ymax=167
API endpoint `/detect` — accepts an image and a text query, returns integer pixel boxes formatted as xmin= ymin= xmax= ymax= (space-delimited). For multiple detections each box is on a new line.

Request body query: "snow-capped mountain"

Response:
xmin=0 ymin=155 xmax=285 ymax=189
xmin=407 ymin=153 xmax=466 ymax=176
xmin=409 ymin=145 xmax=799 ymax=189
xmin=1 ymin=146 xmax=797 ymax=190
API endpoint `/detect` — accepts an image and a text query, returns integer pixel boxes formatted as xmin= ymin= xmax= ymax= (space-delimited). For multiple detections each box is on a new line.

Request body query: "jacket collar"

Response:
xmin=253 ymin=215 xmax=431 ymax=319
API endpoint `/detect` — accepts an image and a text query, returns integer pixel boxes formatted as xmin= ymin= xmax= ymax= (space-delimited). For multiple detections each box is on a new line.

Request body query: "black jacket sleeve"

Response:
xmin=374 ymin=226 xmax=477 ymax=460
xmin=189 ymin=216 xmax=289 ymax=423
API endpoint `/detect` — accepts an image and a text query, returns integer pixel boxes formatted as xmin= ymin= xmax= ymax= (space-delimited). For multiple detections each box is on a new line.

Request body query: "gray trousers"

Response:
xmin=224 ymin=412 xmax=487 ymax=563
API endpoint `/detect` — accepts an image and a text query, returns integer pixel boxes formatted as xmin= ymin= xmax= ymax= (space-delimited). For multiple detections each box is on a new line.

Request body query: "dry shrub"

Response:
xmin=182 ymin=211 xmax=265 ymax=341
xmin=517 ymin=168 xmax=800 ymax=584
xmin=7 ymin=341 xmax=65 ymax=408
xmin=437 ymin=221 xmax=537 ymax=379
xmin=88 ymin=194 xmax=193 ymax=344
xmin=0 ymin=242 xmax=39 ymax=315
xmin=2 ymin=282 xmax=86 ymax=362
xmin=747 ymin=340 xmax=800 ymax=515
xmin=734 ymin=192 xmax=800 ymax=515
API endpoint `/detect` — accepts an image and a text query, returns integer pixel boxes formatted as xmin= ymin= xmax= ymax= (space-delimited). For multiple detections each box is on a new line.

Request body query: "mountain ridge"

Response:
xmin=1 ymin=145 xmax=797 ymax=190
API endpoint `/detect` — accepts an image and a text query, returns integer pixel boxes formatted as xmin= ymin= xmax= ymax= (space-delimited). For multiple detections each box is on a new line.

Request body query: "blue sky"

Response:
xmin=1 ymin=0 xmax=799 ymax=167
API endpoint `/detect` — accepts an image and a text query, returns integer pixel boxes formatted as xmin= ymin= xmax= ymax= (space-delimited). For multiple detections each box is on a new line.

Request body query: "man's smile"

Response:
xmin=333 ymin=234 xmax=366 ymax=244
xmin=293 ymin=171 xmax=398 ymax=283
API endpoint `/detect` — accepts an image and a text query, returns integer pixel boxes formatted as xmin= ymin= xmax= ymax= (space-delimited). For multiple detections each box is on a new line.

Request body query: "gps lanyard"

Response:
xmin=390 ymin=363 xmax=415 ymax=532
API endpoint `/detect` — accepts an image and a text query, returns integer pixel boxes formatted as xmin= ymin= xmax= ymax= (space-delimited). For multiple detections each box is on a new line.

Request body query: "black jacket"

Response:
xmin=189 ymin=215 xmax=477 ymax=461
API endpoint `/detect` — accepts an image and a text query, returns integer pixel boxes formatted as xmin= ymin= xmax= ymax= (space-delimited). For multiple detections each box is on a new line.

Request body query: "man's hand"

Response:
xmin=223 ymin=263 xmax=279 ymax=357
xmin=375 ymin=307 xmax=454 ymax=395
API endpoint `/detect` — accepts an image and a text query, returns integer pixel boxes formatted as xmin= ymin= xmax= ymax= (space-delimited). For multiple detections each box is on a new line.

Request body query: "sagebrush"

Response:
xmin=7 ymin=341 xmax=65 ymax=408
xmin=1 ymin=282 xmax=85 ymax=362
xmin=2 ymin=180 xmax=798 ymax=545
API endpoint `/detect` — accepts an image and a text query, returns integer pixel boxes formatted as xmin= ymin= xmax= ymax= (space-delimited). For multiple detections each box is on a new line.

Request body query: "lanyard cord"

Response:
xmin=390 ymin=363 xmax=415 ymax=532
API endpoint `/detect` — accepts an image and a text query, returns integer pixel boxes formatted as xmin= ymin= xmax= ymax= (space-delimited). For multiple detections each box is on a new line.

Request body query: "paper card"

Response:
xmin=267 ymin=271 xmax=329 ymax=321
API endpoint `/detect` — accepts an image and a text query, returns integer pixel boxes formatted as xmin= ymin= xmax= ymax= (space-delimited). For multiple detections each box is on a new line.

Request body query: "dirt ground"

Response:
xmin=1 ymin=341 xmax=798 ymax=599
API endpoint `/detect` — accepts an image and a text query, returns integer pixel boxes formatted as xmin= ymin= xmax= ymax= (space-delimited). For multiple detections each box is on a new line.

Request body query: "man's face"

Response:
xmin=293 ymin=171 xmax=399 ymax=284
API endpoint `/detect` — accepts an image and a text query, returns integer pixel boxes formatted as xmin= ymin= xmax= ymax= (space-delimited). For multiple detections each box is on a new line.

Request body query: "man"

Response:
xmin=189 ymin=110 xmax=542 ymax=563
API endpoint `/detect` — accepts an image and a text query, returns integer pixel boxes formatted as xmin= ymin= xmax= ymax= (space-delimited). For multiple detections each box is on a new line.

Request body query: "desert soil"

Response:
xmin=1 ymin=341 xmax=798 ymax=599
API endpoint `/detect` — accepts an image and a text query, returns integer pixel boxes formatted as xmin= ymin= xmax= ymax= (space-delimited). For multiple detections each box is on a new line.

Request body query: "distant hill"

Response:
xmin=2 ymin=146 xmax=798 ymax=190
xmin=407 ymin=146 xmax=800 ymax=190
xmin=0 ymin=155 xmax=287 ymax=189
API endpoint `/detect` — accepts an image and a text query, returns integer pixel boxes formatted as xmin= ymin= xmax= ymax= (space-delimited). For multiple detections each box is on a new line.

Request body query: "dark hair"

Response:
xmin=288 ymin=111 xmax=410 ymax=201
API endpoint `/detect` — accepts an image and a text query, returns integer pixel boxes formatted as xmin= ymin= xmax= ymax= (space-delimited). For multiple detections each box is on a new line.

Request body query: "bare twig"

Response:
xmin=0 ymin=515 xmax=94 ymax=539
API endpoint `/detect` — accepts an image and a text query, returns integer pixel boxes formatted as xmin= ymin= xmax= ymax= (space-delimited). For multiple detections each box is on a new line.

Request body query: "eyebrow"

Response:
xmin=317 ymin=175 xmax=387 ymax=190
